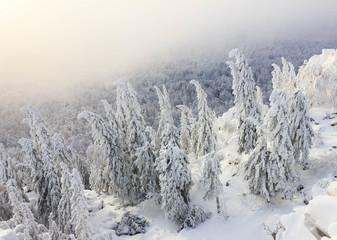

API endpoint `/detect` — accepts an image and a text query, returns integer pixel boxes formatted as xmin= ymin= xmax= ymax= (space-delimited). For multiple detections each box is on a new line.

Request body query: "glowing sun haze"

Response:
xmin=0 ymin=0 xmax=336 ymax=98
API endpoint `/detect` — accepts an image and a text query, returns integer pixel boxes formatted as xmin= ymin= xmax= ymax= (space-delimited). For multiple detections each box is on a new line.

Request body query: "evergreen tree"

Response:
xmin=57 ymin=162 xmax=72 ymax=235
xmin=288 ymin=90 xmax=314 ymax=168
xmin=226 ymin=49 xmax=261 ymax=154
xmin=200 ymin=152 xmax=223 ymax=213
xmin=52 ymin=133 xmax=73 ymax=170
xmin=19 ymin=106 xmax=51 ymax=194
xmin=38 ymin=144 xmax=61 ymax=226
xmin=78 ymin=110 xmax=124 ymax=196
xmin=157 ymin=136 xmax=192 ymax=224
xmin=19 ymin=106 xmax=62 ymax=226
xmin=244 ymin=128 xmax=273 ymax=202
xmin=69 ymin=169 xmax=93 ymax=240
xmin=115 ymin=83 xmax=151 ymax=203
xmin=271 ymin=57 xmax=297 ymax=94
xmin=245 ymin=89 xmax=298 ymax=201
xmin=134 ymin=142 xmax=159 ymax=200
xmin=187 ymin=107 xmax=198 ymax=155
xmin=190 ymin=80 xmax=217 ymax=158
xmin=156 ymin=87 xmax=193 ymax=224
xmin=256 ymin=86 xmax=268 ymax=117
xmin=177 ymin=105 xmax=190 ymax=155
xmin=49 ymin=213 xmax=62 ymax=240
xmin=264 ymin=89 xmax=297 ymax=200
xmin=0 ymin=144 xmax=13 ymax=185
xmin=7 ymin=180 xmax=42 ymax=240
xmin=154 ymin=86 xmax=176 ymax=152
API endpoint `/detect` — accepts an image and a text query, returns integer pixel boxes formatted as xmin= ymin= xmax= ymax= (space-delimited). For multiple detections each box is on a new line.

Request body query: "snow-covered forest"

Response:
xmin=1 ymin=1 xmax=337 ymax=239
xmin=2 ymin=45 xmax=337 ymax=239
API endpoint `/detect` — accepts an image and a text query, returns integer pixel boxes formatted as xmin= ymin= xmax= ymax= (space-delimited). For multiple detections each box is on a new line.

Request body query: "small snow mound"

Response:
xmin=327 ymin=182 xmax=337 ymax=196
xmin=328 ymin=222 xmax=337 ymax=238
xmin=0 ymin=229 xmax=17 ymax=240
xmin=305 ymin=195 xmax=337 ymax=237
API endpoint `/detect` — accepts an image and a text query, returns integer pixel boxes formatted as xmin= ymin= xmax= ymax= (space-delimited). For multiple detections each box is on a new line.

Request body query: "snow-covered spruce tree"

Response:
xmin=244 ymin=127 xmax=273 ymax=202
xmin=154 ymin=86 xmax=176 ymax=153
xmin=38 ymin=144 xmax=61 ymax=226
xmin=100 ymin=100 xmax=130 ymax=198
xmin=288 ymin=90 xmax=314 ymax=168
xmin=69 ymin=169 xmax=93 ymax=240
xmin=68 ymin=144 xmax=90 ymax=189
xmin=115 ymin=83 xmax=152 ymax=203
xmin=177 ymin=105 xmax=190 ymax=155
xmin=135 ymin=142 xmax=159 ymax=200
xmin=19 ymin=106 xmax=51 ymax=194
xmin=256 ymin=86 xmax=268 ymax=117
xmin=200 ymin=152 xmax=223 ymax=213
xmin=264 ymin=89 xmax=297 ymax=200
xmin=78 ymin=110 xmax=124 ymax=196
xmin=271 ymin=57 xmax=297 ymax=94
xmin=0 ymin=144 xmax=13 ymax=185
xmin=187 ymin=107 xmax=198 ymax=155
xmin=157 ymin=127 xmax=193 ymax=224
xmin=226 ymin=49 xmax=261 ymax=154
xmin=57 ymin=163 xmax=72 ymax=235
xmin=156 ymin=87 xmax=193 ymax=224
xmin=52 ymin=133 xmax=73 ymax=171
xmin=190 ymin=80 xmax=217 ymax=158
xmin=7 ymin=180 xmax=43 ymax=239
xmin=49 ymin=213 xmax=62 ymax=240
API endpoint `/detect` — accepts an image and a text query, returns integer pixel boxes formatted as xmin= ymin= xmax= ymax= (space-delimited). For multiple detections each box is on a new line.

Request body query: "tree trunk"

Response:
xmin=216 ymin=196 xmax=220 ymax=214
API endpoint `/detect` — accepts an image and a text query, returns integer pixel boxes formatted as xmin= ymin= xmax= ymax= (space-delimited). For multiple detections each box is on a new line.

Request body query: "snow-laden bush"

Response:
xmin=113 ymin=212 xmax=149 ymax=236
xmin=297 ymin=49 xmax=337 ymax=108
xmin=179 ymin=205 xmax=211 ymax=231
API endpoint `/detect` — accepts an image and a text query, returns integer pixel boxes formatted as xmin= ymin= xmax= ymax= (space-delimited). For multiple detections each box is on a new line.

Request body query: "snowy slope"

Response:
xmin=79 ymin=107 xmax=337 ymax=240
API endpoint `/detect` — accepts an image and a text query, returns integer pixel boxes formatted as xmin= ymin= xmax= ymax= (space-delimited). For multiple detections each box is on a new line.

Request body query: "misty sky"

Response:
xmin=0 ymin=0 xmax=336 ymax=98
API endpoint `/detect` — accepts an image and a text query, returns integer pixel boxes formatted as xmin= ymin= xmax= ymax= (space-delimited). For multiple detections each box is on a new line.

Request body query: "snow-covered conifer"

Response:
xmin=256 ymin=86 xmax=268 ymax=117
xmin=135 ymin=142 xmax=159 ymax=200
xmin=271 ymin=57 xmax=297 ymax=94
xmin=155 ymin=86 xmax=193 ymax=223
xmin=7 ymin=180 xmax=41 ymax=239
xmin=244 ymin=128 xmax=273 ymax=202
xmin=19 ymin=106 xmax=51 ymax=194
xmin=57 ymin=163 xmax=72 ymax=234
xmin=70 ymin=169 xmax=93 ymax=240
xmin=187 ymin=107 xmax=198 ymax=155
xmin=288 ymin=90 xmax=314 ymax=168
xmin=157 ymin=141 xmax=192 ymax=224
xmin=49 ymin=213 xmax=62 ymax=240
xmin=190 ymin=80 xmax=217 ymax=158
xmin=52 ymin=133 xmax=73 ymax=170
xmin=177 ymin=105 xmax=190 ymax=155
xmin=68 ymin=144 xmax=90 ymax=189
xmin=38 ymin=144 xmax=61 ymax=226
xmin=154 ymin=86 xmax=176 ymax=151
xmin=78 ymin=110 xmax=124 ymax=196
xmin=114 ymin=83 xmax=150 ymax=203
xmin=226 ymin=49 xmax=261 ymax=154
xmin=0 ymin=144 xmax=13 ymax=185
xmin=200 ymin=152 xmax=223 ymax=213
xmin=245 ymin=89 xmax=298 ymax=202
xmin=264 ymin=89 xmax=297 ymax=200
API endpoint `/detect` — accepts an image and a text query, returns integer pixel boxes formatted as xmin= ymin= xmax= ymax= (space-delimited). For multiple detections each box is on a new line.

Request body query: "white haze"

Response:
xmin=0 ymin=0 xmax=336 ymax=101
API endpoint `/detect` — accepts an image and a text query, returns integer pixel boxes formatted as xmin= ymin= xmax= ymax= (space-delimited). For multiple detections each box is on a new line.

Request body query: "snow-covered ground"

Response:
xmin=78 ymin=107 xmax=337 ymax=240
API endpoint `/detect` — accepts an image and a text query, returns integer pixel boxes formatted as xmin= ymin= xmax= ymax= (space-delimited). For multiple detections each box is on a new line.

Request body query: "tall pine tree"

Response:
xmin=227 ymin=49 xmax=261 ymax=154
xmin=288 ymin=90 xmax=314 ymax=168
